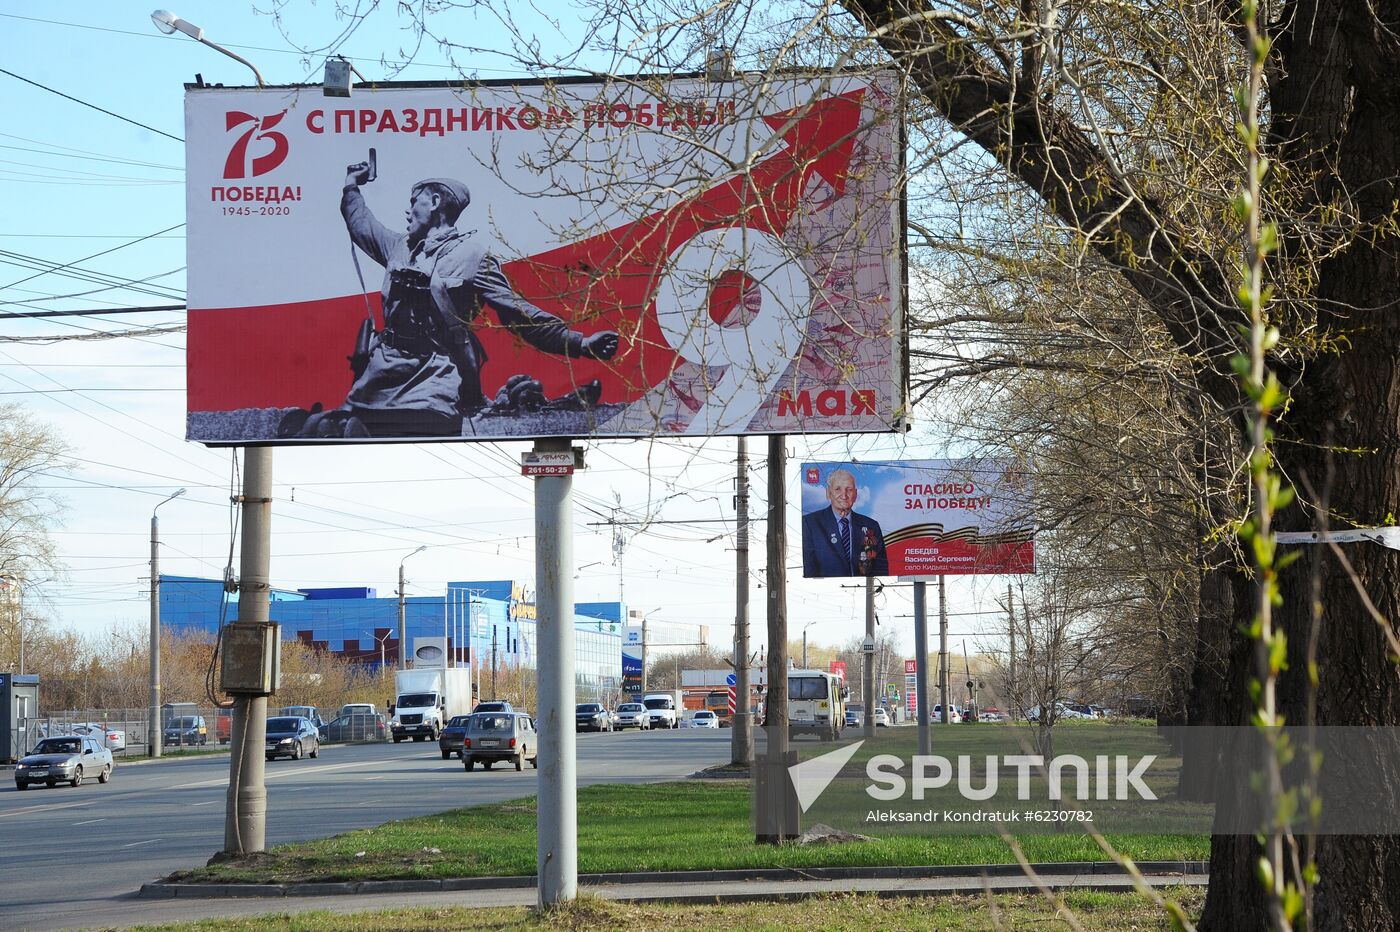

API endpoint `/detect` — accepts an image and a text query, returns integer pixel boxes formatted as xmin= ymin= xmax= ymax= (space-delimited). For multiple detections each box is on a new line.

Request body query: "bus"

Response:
xmin=787 ymin=669 xmax=845 ymax=741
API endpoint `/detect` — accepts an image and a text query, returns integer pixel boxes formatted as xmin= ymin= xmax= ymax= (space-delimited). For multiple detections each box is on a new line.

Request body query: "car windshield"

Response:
xmin=695 ymin=711 xmax=714 ymax=718
xmin=643 ymin=698 xmax=672 ymax=710
xmin=472 ymin=714 xmax=513 ymax=731
xmin=576 ymin=704 xmax=602 ymax=713
xmin=619 ymin=704 xmax=643 ymax=712
xmin=172 ymin=717 xmax=200 ymax=727
xmin=447 ymin=716 xmax=470 ymax=727
xmin=399 ymin=693 xmax=437 ymax=707
xmin=266 ymin=717 xmax=300 ymax=731
xmin=35 ymin=738 xmax=80 ymax=755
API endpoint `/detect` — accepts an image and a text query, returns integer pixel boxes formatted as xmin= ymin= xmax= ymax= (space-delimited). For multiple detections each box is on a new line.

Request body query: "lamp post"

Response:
xmin=150 ymin=10 xmax=266 ymax=86
xmin=801 ymin=621 xmax=817 ymax=669
xmin=374 ymin=630 xmax=393 ymax=669
xmin=150 ymin=487 xmax=186 ymax=758
xmin=397 ymin=546 xmax=427 ymax=670
xmin=0 ymin=575 xmax=22 ymax=676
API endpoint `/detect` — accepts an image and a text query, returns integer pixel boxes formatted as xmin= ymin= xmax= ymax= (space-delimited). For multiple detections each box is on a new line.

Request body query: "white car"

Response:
xmin=687 ymin=710 xmax=720 ymax=729
xmin=614 ymin=702 xmax=650 ymax=730
xmin=873 ymin=707 xmax=891 ymax=727
xmin=929 ymin=705 xmax=963 ymax=724
xmin=70 ymin=722 xmax=127 ymax=751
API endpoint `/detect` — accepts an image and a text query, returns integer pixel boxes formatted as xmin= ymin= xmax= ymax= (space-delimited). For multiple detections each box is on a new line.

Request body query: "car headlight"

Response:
xmin=279 ymin=738 xmax=294 ymax=745
xmin=15 ymin=763 xmax=26 ymax=769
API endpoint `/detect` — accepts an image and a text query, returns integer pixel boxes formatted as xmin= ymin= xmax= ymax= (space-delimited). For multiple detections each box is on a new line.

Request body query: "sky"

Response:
xmin=0 ymin=3 xmax=1019 ymax=661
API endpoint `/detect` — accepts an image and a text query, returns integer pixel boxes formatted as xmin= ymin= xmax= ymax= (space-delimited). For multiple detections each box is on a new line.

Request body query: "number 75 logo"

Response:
xmin=223 ymin=110 xmax=289 ymax=179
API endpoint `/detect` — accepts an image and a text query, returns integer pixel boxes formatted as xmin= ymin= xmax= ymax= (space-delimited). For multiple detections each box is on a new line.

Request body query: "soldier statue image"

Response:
xmin=281 ymin=157 xmax=619 ymax=438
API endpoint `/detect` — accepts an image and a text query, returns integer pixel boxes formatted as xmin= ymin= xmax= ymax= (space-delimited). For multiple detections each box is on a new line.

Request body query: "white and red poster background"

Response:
xmin=184 ymin=75 xmax=902 ymax=443
xmin=800 ymin=459 xmax=1035 ymax=577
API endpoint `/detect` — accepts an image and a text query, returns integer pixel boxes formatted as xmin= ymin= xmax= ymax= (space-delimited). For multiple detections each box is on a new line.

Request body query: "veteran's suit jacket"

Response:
xmin=801 ymin=507 xmax=889 ymax=577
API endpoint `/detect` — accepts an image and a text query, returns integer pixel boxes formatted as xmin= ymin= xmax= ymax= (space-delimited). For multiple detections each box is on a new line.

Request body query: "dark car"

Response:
xmin=264 ymin=716 xmax=320 ymax=761
xmin=459 ymin=712 xmax=538 ymax=772
xmin=325 ymin=712 xmax=387 ymax=743
xmin=15 ymin=735 xmax=113 ymax=790
xmin=162 ymin=715 xmax=208 ymax=747
xmin=438 ymin=714 xmax=471 ymax=759
xmin=472 ymin=700 xmax=514 ymax=714
xmin=575 ymin=703 xmax=613 ymax=732
xmin=276 ymin=706 xmax=329 ymax=739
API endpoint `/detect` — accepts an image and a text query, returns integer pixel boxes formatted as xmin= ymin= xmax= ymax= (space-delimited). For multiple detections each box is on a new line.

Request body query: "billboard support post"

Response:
xmin=938 ymin=575 xmax=949 ymax=723
xmin=534 ymin=437 xmax=577 ymax=906
xmin=913 ymin=580 xmax=930 ymax=755
xmin=732 ymin=436 xmax=752 ymax=766
xmin=863 ymin=578 xmax=876 ymax=738
xmin=224 ymin=446 xmax=272 ymax=855
xmin=757 ymin=434 xmax=796 ymax=843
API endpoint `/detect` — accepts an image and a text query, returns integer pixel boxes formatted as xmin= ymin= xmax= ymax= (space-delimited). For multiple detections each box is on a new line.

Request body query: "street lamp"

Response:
xmin=373 ymin=630 xmax=393 ymax=669
xmin=150 ymin=487 xmax=186 ymax=758
xmin=801 ymin=621 xmax=817 ymax=669
xmin=150 ymin=10 xmax=266 ymax=87
xmin=0 ymin=574 xmax=21 ymax=676
xmin=397 ymin=546 xmax=427 ymax=670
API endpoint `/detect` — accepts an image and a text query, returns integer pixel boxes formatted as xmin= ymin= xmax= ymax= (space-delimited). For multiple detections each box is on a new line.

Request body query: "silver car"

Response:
xmin=614 ymin=702 xmax=650 ymax=730
xmin=15 ymin=735 xmax=113 ymax=790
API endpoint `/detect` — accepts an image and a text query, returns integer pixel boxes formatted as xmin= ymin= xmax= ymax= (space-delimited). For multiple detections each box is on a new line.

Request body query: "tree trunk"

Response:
xmin=1200 ymin=151 xmax=1400 ymax=927
xmin=1177 ymin=556 xmax=1243 ymax=801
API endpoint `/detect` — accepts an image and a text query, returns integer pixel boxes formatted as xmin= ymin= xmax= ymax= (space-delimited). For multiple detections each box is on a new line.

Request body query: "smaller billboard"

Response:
xmin=799 ymin=459 xmax=1034 ymax=578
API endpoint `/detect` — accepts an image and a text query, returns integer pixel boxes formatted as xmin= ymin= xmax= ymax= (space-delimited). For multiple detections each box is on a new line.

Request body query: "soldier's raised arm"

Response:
xmin=340 ymin=162 xmax=400 ymax=268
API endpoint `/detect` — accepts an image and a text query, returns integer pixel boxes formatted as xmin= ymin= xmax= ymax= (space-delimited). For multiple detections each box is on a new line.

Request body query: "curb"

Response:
xmin=139 ymin=859 xmax=1207 ymax=899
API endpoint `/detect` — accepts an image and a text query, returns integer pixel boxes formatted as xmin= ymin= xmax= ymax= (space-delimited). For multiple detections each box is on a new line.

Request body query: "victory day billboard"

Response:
xmin=800 ymin=460 xmax=1034 ymax=578
xmin=183 ymin=74 xmax=903 ymax=444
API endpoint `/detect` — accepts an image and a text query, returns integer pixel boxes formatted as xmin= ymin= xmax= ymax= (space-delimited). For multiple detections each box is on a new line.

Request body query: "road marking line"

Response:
xmin=190 ymin=800 xmax=220 ymax=806
xmin=171 ymin=758 xmax=387 ymax=789
xmin=0 ymin=800 xmax=89 ymax=819
xmin=72 ymin=817 xmax=107 ymax=825
xmin=122 ymin=838 xmax=162 ymax=848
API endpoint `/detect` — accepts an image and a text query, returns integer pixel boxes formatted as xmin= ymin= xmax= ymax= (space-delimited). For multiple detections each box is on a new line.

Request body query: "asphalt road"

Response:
xmin=0 ymin=727 xmax=732 ymax=931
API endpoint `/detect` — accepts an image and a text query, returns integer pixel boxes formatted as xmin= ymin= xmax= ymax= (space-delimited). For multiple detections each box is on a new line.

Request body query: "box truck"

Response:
xmin=390 ymin=668 xmax=470 ymax=743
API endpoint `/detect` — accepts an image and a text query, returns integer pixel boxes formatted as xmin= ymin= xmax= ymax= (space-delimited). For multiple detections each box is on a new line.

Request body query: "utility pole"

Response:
xmin=491 ymin=626 xmax=498 ymax=697
xmin=757 ymin=434 xmax=794 ymax=842
xmin=149 ymin=488 xmax=186 ymax=758
xmin=913 ymin=580 xmax=930 ymax=755
xmin=396 ymin=546 xmax=425 ymax=670
xmin=1007 ymin=582 xmax=1016 ymax=709
xmin=863 ymin=577 xmax=876 ymax=738
xmin=224 ymin=446 xmax=272 ymax=856
xmin=534 ymin=436 xmax=577 ymax=906
xmin=732 ymin=436 xmax=752 ymax=766
xmin=938 ymin=575 xmax=949 ymax=723
xmin=641 ymin=612 xmax=648 ymax=693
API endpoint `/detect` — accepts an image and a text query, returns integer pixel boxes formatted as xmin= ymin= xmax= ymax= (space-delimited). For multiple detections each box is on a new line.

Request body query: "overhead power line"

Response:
xmin=0 ymin=67 xmax=183 ymax=142
xmin=0 ymin=304 xmax=185 ymax=319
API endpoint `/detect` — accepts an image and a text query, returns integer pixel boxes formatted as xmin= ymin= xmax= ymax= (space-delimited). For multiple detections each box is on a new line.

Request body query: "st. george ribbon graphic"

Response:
xmin=185 ymin=78 xmax=898 ymax=442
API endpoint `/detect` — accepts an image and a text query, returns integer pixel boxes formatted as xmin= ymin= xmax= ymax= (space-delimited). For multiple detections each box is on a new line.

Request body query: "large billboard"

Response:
xmin=799 ymin=459 xmax=1034 ymax=578
xmin=183 ymin=74 xmax=903 ymax=444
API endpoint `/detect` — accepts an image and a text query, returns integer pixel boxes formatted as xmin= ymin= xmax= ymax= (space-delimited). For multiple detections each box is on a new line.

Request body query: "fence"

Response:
xmin=16 ymin=704 xmax=388 ymax=757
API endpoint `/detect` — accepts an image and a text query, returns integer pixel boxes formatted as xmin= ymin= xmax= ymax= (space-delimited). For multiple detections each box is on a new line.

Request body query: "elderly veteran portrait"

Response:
xmin=801 ymin=466 xmax=889 ymax=577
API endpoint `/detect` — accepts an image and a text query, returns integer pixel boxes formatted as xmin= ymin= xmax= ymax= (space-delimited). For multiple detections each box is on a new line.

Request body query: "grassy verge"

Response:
xmin=133 ymin=889 xmax=1208 ymax=930
xmin=172 ymin=781 xmax=1207 ymax=884
xmin=119 ymin=748 xmax=231 ymax=762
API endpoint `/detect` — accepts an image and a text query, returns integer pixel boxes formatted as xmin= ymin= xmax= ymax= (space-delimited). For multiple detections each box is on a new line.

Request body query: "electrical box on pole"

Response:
xmin=220 ymin=623 xmax=280 ymax=695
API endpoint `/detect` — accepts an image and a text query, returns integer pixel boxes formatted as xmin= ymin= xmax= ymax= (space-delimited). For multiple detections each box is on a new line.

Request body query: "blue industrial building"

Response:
xmin=160 ymin=576 xmax=624 ymax=697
